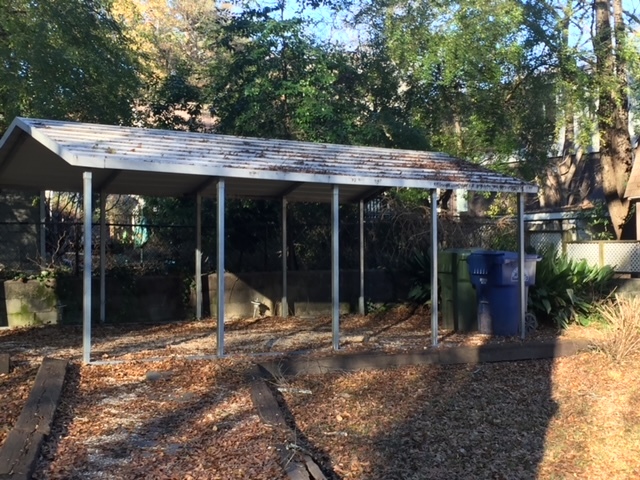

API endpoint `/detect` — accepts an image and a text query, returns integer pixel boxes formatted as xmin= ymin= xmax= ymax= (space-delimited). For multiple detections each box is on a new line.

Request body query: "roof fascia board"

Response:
xmin=0 ymin=117 xmax=24 ymax=150
xmin=12 ymin=117 xmax=79 ymax=166
xmin=67 ymin=154 xmax=538 ymax=194
xmin=524 ymin=211 xmax=583 ymax=221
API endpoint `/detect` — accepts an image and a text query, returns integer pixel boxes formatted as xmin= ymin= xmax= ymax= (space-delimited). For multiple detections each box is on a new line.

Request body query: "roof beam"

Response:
xmin=187 ymin=176 xmax=219 ymax=196
xmin=277 ymin=182 xmax=303 ymax=198
xmin=349 ymin=186 xmax=387 ymax=204
xmin=96 ymin=170 xmax=122 ymax=192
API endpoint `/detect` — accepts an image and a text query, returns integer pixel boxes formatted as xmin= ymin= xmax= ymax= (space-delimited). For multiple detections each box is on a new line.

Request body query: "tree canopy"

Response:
xmin=2 ymin=0 xmax=640 ymax=237
xmin=0 ymin=0 xmax=141 ymax=131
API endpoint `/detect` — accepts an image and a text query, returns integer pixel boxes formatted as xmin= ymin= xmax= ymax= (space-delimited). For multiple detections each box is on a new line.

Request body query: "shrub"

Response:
xmin=406 ymin=251 xmax=432 ymax=305
xmin=529 ymin=253 xmax=615 ymax=329
xmin=595 ymin=295 xmax=640 ymax=361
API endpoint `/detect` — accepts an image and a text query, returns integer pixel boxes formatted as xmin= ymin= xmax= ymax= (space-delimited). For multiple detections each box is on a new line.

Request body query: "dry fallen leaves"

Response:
xmin=2 ymin=309 xmax=635 ymax=479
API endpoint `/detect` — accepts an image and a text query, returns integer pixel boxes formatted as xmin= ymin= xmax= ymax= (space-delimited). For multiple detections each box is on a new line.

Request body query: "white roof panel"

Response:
xmin=0 ymin=117 xmax=538 ymax=201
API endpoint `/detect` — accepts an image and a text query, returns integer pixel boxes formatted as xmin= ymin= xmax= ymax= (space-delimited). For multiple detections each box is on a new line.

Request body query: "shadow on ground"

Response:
xmin=365 ymin=340 xmax=560 ymax=479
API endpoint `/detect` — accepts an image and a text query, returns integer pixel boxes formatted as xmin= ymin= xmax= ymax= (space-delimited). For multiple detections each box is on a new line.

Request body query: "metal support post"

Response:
xmin=82 ymin=172 xmax=93 ymax=364
xmin=282 ymin=197 xmax=288 ymax=318
xmin=431 ymin=189 xmax=439 ymax=347
xmin=39 ymin=191 xmax=46 ymax=264
xmin=518 ymin=193 xmax=526 ymax=340
xmin=99 ymin=192 xmax=106 ymax=324
xmin=195 ymin=193 xmax=202 ymax=320
xmin=217 ymin=180 xmax=226 ymax=357
xmin=332 ymin=185 xmax=340 ymax=350
xmin=359 ymin=199 xmax=365 ymax=315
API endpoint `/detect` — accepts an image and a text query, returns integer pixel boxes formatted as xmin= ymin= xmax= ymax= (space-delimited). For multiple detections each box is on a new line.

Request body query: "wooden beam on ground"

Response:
xmin=250 ymin=375 xmax=288 ymax=429
xmin=249 ymin=367 xmax=329 ymax=480
xmin=258 ymin=339 xmax=592 ymax=377
xmin=0 ymin=357 xmax=68 ymax=480
xmin=0 ymin=354 xmax=9 ymax=375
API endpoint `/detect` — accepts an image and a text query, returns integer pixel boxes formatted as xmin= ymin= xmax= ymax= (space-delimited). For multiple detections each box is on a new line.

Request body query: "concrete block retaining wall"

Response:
xmin=1 ymin=269 xmax=408 ymax=328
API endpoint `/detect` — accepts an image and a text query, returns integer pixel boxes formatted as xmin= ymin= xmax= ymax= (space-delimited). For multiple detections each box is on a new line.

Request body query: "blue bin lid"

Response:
xmin=494 ymin=252 xmax=541 ymax=264
xmin=467 ymin=251 xmax=504 ymax=273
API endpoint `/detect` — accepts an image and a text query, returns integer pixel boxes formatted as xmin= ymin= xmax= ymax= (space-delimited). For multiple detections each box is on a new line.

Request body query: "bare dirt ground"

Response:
xmin=2 ymin=307 xmax=635 ymax=479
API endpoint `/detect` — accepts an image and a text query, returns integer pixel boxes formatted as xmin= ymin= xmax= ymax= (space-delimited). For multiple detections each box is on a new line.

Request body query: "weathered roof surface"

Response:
xmin=0 ymin=117 xmax=537 ymax=202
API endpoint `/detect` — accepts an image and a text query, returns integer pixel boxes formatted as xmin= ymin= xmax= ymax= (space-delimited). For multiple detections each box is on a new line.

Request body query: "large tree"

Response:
xmin=0 ymin=0 xmax=141 ymax=131
xmin=530 ymin=0 xmax=639 ymax=237
xmin=112 ymin=0 xmax=232 ymax=131
xmin=352 ymin=0 xmax=558 ymax=173
xmin=593 ymin=0 xmax=635 ymax=238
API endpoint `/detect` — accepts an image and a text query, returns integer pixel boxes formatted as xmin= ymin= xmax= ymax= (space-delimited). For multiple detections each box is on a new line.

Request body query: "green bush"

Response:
xmin=529 ymin=253 xmax=615 ymax=329
xmin=406 ymin=251 xmax=432 ymax=305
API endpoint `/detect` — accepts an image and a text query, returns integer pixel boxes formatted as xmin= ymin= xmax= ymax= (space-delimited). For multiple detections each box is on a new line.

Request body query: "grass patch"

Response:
xmin=595 ymin=295 xmax=640 ymax=362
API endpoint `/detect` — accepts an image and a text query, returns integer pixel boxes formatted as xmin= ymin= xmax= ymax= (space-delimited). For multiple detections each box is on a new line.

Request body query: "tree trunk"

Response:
xmin=594 ymin=0 xmax=633 ymax=239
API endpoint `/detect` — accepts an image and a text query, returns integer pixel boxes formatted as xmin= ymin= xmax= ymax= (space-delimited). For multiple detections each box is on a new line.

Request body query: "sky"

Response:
xmin=242 ymin=0 xmax=640 ymax=50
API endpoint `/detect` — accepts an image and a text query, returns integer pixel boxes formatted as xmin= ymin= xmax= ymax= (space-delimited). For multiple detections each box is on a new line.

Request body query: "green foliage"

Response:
xmin=365 ymin=300 xmax=392 ymax=316
xmin=368 ymin=0 xmax=557 ymax=167
xmin=144 ymin=67 xmax=204 ymax=131
xmin=577 ymin=202 xmax=616 ymax=240
xmin=406 ymin=251 xmax=432 ymax=304
xmin=205 ymin=8 xmax=427 ymax=148
xmin=206 ymin=12 xmax=353 ymax=142
xmin=0 ymin=0 xmax=141 ymax=131
xmin=529 ymin=253 xmax=615 ymax=329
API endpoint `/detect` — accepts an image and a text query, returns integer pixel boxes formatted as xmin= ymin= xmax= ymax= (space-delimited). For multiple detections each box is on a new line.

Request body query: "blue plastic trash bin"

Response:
xmin=467 ymin=251 xmax=539 ymax=336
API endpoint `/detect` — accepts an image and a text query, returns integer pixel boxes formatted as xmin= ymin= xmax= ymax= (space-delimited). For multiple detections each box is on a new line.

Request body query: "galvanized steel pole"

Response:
xmin=332 ymin=185 xmax=340 ymax=350
xmin=99 ymin=192 xmax=106 ymax=324
xmin=518 ymin=192 xmax=526 ymax=340
xmin=431 ymin=189 xmax=439 ymax=347
xmin=39 ymin=191 xmax=46 ymax=263
xmin=217 ymin=180 xmax=225 ymax=357
xmin=82 ymin=172 xmax=92 ymax=364
xmin=195 ymin=193 xmax=202 ymax=320
xmin=282 ymin=197 xmax=288 ymax=318
xmin=359 ymin=199 xmax=365 ymax=315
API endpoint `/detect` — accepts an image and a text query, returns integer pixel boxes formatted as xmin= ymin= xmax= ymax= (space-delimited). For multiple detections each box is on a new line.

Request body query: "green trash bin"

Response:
xmin=438 ymin=248 xmax=483 ymax=332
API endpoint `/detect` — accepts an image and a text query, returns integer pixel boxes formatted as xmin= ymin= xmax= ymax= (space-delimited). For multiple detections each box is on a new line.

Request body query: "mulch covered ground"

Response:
xmin=3 ymin=307 xmax=636 ymax=479
xmin=0 ymin=304 xmax=576 ymax=364
xmin=0 ymin=362 xmax=38 ymax=447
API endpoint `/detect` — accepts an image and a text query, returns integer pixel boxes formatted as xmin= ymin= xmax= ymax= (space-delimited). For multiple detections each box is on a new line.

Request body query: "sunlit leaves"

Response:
xmin=0 ymin=0 xmax=141 ymax=131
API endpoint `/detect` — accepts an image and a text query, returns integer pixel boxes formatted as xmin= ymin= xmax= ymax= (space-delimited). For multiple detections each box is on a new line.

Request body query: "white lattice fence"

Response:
xmin=529 ymin=232 xmax=563 ymax=257
xmin=565 ymin=241 xmax=640 ymax=272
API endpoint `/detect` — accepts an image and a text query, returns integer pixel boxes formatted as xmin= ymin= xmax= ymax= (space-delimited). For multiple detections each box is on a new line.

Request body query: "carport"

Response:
xmin=0 ymin=117 xmax=538 ymax=363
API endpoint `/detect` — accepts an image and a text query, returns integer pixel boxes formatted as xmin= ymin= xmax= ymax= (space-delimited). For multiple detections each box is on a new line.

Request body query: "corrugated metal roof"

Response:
xmin=0 ymin=117 xmax=537 ymax=202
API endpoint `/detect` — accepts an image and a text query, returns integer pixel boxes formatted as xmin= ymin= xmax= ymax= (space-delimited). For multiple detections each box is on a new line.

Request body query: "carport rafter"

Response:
xmin=276 ymin=182 xmax=303 ymax=198
xmin=96 ymin=170 xmax=121 ymax=191
xmin=188 ymin=176 xmax=218 ymax=196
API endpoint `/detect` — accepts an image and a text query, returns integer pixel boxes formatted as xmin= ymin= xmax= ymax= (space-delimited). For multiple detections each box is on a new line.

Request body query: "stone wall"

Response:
xmin=200 ymin=269 xmax=409 ymax=319
xmin=0 ymin=270 xmax=409 ymax=328
xmin=0 ymin=276 xmax=188 ymax=327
